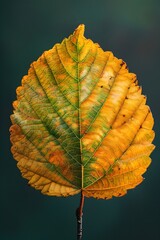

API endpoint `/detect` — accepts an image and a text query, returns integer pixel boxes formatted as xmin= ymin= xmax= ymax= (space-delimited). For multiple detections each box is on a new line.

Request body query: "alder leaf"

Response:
xmin=10 ymin=24 xmax=155 ymax=200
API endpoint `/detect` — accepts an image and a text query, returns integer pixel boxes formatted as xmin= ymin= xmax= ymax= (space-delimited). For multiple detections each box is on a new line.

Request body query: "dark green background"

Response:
xmin=1 ymin=0 xmax=159 ymax=239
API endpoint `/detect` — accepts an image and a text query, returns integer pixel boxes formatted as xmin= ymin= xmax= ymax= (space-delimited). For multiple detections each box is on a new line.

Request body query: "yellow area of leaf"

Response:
xmin=10 ymin=24 xmax=155 ymax=199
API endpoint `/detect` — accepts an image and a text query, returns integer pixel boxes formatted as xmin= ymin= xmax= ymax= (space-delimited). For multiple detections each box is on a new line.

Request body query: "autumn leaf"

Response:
xmin=10 ymin=24 xmax=155 ymax=200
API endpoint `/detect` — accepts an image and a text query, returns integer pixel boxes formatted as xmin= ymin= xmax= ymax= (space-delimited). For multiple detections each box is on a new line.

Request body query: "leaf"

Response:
xmin=10 ymin=24 xmax=155 ymax=199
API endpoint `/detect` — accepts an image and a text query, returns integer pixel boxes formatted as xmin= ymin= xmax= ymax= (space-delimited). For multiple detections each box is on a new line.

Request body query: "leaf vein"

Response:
xmin=43 ymin=52 xmax=78 ymax=110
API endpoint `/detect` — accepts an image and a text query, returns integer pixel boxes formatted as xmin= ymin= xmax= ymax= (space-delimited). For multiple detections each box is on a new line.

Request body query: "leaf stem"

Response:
xmin=76 ymin=191 xmax=85 ymax=240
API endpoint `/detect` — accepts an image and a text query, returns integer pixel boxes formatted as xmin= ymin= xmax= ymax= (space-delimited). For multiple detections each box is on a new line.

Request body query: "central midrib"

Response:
xmin=76 ymin=40 xmax=84 ymax=189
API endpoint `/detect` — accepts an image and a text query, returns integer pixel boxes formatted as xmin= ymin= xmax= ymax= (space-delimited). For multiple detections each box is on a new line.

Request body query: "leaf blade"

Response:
xmin=10 ymin=24 xmax=155 ymax=198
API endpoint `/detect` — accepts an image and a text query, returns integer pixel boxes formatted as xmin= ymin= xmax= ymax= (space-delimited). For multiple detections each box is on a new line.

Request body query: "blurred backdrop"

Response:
xmin=1 ymin=0 xmax=160 ymax=239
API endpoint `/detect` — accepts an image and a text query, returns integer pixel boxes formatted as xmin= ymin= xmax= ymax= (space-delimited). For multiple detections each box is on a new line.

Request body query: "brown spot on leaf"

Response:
xmin=49 ymin=149 xmax=64 ymax=166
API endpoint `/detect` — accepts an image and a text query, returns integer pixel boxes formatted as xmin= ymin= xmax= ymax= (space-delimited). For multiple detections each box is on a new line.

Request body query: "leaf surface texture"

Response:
xmin=10 ymin=25 xmax=155 ymax=199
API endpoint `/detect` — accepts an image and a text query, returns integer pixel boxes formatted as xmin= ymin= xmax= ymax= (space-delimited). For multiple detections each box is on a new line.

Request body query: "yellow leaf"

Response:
xmin=10 ymin=24 xmax=155 ymax=199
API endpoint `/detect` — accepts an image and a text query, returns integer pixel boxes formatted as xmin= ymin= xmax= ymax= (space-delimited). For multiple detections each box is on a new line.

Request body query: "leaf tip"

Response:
xmin=70 ymin=24 xmax=86 ymax=48
xmin=74 ymin=24 xmax=85 ymax=38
